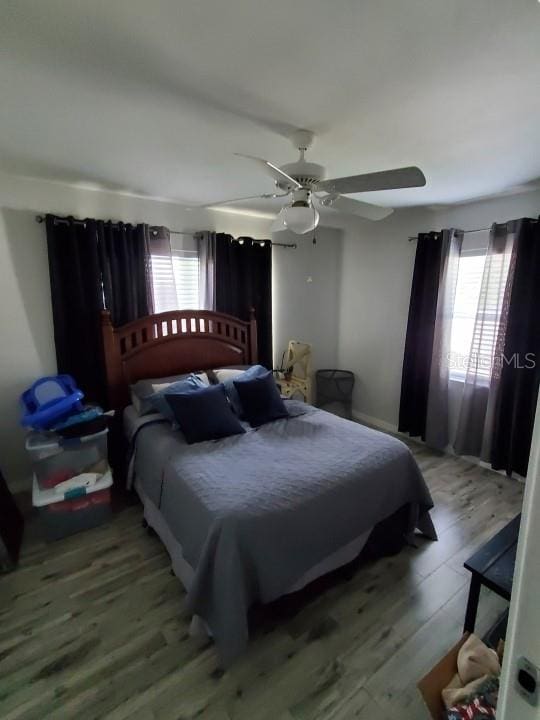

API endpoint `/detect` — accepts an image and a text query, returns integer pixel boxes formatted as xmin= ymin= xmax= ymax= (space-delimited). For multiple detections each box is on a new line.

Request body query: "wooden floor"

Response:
xmin=0 ymin=441 xmax=523 ymax=720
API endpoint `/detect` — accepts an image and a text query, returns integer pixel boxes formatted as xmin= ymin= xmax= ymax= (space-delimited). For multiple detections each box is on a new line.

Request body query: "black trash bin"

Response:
xmin=315 ymin=370 xmax=355 ymax=419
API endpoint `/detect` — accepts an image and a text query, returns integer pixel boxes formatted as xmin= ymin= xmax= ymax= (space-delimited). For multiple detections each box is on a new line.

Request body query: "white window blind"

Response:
xmin=449 ymin=249 xmax=510 ymax=381
xmin=150 ymin=250 xmax=200 ymax=312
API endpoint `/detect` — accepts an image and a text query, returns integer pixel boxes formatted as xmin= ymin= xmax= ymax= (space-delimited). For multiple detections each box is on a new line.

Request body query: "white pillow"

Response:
xmin=151 ymin=381 xmax=175 ymax=393
xmin=214 ymin=368 xmax=246 ymax=383
xmin=130 ymin=372 xmax=209 ymax=415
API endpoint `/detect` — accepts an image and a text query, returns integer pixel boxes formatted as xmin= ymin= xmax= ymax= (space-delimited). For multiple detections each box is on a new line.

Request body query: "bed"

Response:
xmin=101 ymin=309 xmax=436 ymax=665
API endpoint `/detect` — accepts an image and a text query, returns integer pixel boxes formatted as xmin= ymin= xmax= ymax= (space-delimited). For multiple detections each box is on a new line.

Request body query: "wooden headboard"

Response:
xmin=101 ymin=309 xmax=258 ymax=409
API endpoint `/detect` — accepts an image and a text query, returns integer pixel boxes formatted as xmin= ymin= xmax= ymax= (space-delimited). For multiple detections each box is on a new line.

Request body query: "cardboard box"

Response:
xmin=417 ymin=634 xmax=469 ymax=720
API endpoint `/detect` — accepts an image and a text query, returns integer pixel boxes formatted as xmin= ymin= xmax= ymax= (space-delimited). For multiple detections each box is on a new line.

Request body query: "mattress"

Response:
xmin=126 ymin=400 xmax=436 ymax=664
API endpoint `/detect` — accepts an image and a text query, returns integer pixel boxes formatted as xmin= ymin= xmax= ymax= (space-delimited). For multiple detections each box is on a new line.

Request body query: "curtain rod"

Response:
xmin=34 ymin=214 xmax=194 ymax=235
xmin=408 ymin=220 xmax=538 ymax=242
xmin=408 ymin=227 xmax=490 ymax=241
xmin=34 ymin=215 xmax=296 ymax=248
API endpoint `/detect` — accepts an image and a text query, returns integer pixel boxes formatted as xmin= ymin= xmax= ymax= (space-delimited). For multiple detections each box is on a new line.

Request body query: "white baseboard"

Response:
xmin=351 ymin=409 xmax=398 ymax=434
xmin=352 ymin=408 xmax=525 ymax=483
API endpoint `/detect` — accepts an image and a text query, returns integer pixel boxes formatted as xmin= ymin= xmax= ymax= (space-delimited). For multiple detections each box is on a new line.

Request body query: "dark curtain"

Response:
xmin=490 ymin=218 xmax=540 ymax=476
xmin=398 ymin=232 xmax=442 ymax=440
xmin=215 ymin=234 xmax=273 ymax=368
xmin=197 ymin=231 xmax=217 ymax=310
xmin=46 ymin=215 xmax=106 ymax=405
xmin=46 ymin=215 xmax=151 ymax=406
xmin=97 ymin=221 xmax=151 ymax=326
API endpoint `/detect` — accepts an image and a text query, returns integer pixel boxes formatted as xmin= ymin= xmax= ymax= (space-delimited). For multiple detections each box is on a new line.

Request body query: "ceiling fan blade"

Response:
xmin=316 ymin=166 xmax=426 ymax=195
xmin=199 ymin=193 xmax=281 ymax=208
xmin=319 ymin=194 xmax=393 ymax=221
xmin=235 ymin=153 xmax=302 ymax=190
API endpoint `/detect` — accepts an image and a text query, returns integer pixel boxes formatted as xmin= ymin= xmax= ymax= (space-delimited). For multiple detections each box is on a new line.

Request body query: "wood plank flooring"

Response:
xmin=0 ymin=441 xmax=523 ymax=720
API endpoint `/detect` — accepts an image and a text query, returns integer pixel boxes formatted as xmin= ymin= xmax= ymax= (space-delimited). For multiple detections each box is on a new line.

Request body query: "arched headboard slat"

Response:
xmin=101 ymin=309 xmax=258 ymax=409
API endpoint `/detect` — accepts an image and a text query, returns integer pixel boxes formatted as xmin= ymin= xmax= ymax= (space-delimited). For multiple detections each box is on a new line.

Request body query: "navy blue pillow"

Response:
xmin=218 ymin=364 xmax=268 ymax=416
xmin=233 ymin=370 xmax=289 ymax=427
xmin=149 ymin=374 xmax=207 ymax=423
xmin=164 ymin=384 xmax=245 ymax=444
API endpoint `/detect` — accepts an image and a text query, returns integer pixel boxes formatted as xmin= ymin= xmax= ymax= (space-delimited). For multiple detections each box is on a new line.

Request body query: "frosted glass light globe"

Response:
xmin=283 ymin=206 xmax=319 ymax=234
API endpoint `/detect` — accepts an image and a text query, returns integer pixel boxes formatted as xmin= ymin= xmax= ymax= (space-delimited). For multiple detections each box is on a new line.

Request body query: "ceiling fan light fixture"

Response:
xmin=270 ymin=207 xmax=288 ymax=233
xmin=283 ymin=204 xmax=319 ymax=235
xmin=276 ymin=193 xmax=319 ymax=235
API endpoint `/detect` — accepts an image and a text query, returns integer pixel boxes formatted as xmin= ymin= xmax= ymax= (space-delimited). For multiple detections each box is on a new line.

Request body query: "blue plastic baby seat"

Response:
xmin=21 ymin=375 xmax=84 ymax=430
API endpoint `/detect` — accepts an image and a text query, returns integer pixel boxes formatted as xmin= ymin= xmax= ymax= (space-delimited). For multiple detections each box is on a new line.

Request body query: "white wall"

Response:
xmin=433 ymin=188 xmax=540 ymax=232
xmin=0 ymin=206 xmax=57 ymax=491
xmin=272 ymin=226 xmax=343 ymax=372
xmin=0 ymin=173 xmax=275 ymax=491
xmin=337 ymin=208 xmax=433 ymax=428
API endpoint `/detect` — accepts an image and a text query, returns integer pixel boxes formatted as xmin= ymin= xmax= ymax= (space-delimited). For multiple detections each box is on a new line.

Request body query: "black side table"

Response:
xmin=0 ymin=468 xmax=24 ymax=571
xmin=463 ymin=514 xmax=520 ymax=633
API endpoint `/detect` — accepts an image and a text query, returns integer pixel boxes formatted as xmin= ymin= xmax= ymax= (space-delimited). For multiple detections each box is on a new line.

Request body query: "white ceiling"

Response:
xmin=1 ymin=0 xmax=540 ymax=213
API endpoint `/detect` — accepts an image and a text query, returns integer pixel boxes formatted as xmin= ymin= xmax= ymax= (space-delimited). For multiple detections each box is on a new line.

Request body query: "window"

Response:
xmin=449 ymin=242 xmax=511 ymax=382
xmin=150 ymin=249 xmax=200 ymax=312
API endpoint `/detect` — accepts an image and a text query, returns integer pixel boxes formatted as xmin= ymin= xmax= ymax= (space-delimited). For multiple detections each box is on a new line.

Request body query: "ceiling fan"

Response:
xmin=205 ymin=130 xmax=426 ymax=235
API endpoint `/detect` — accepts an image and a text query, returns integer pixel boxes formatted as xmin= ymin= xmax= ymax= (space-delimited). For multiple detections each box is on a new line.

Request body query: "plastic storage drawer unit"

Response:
xmin=32 ymin=471 xmax=113 ymax=541
xmin=26 ymin=429 xmax=108 ymax=491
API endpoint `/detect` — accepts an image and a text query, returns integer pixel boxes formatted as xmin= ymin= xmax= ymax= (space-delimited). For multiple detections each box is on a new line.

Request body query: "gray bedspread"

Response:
xmin=128 ymin=401 xmax=436 ymax=665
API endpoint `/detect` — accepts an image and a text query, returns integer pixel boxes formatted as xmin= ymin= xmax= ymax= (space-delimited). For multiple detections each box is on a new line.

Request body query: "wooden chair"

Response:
xmin=278 ymin=341 xmax=312 ymax=403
